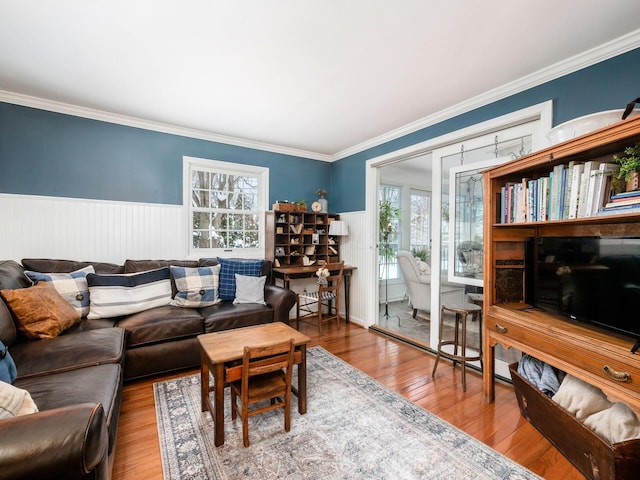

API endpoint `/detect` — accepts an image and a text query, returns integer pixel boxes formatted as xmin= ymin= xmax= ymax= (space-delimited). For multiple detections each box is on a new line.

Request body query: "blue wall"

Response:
xmin=2 ymin=47 xmax=639 ymax=213
xmin=331 ymin=47 xmax=640 ymax=213
xmin=0 ymin=102 xmax=331 ymax=206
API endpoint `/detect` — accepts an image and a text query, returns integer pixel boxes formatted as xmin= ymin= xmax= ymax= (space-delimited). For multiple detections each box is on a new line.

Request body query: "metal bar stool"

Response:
xmin=431 ymin=302 xmax=482 ymax=392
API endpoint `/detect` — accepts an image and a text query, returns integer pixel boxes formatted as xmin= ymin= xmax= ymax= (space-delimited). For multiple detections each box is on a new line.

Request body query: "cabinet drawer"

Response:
xmin=487 ymin=316 xmax=640 ymax=397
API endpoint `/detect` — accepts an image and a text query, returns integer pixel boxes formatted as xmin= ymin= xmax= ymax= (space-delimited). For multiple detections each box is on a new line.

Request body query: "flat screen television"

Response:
xmin=525 ymin=236 xmax=640 ymax=352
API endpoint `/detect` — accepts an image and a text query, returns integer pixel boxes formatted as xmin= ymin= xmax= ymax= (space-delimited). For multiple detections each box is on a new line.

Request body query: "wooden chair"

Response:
xmin=296 ymin=261 xmax=344 ymax=334
xmin=229 ymin=338 xmax=295 ymax=447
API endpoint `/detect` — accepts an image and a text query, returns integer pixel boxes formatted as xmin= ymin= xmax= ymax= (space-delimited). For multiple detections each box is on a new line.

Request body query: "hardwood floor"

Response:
xmin=112 ymin=322 xmax=581 ymax=480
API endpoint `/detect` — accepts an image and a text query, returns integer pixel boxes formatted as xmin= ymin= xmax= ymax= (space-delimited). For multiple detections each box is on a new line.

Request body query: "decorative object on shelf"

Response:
xmin=272 ymin=201 xmax=297 ymax=212
xmin=612 ymin=141 xmax=640 ymax=192
xmin=546 ymin=108 xmax=640 ymax=145
xmin=316 ymin=189 xmax=328 ymax=213
xmin=328 ymin=220 xmax=348 ymax=237
xmin=316 ymin=266 xmax=329 ymax=285
xmin=295 ymin=200 xmax=307 ymax=212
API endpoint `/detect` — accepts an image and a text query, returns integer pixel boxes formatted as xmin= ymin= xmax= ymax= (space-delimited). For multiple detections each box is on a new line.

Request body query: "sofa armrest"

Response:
xmin=264 ymin=284 xmax=297 ymax=324
xmin=0 ymin=403 xmax=109 ymax=480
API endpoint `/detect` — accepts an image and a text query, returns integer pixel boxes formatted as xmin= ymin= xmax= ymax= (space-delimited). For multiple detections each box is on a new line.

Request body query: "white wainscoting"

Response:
xmin=0 ymin=195 xmax=375 ymax=327
xmin=337 ymin=211 xmax=374 ymax=327
xmin=0 ymin=194 xmax=185 ymax=263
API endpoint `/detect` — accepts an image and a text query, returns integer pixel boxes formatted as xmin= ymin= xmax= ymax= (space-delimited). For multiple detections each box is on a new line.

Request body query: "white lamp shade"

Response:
xmin=329 ymin=220 xmax=348 ymax=236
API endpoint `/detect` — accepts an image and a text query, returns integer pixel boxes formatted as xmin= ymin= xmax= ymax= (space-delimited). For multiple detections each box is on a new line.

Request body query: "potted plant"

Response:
xmin=613 ymin=142 xmax=640 ymax=191
xmin=295 ymin=200 xmax=307 ymax=212
xmin=379 ymin=199 xmax=401 ymax=264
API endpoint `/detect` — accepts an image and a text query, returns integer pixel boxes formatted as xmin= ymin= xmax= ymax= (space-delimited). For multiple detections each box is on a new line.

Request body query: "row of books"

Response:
xmin=499 ymin=159 xmax=622 ymax=223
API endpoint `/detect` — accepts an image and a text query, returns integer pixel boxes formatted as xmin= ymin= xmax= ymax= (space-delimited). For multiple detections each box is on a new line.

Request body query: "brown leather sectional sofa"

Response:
xmin=0 ymin=258 xmax=296 ymax=480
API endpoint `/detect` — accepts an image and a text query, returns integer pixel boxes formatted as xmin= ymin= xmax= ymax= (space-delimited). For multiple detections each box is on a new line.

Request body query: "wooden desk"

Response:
xmin=272 ymin=265 xmax=356 ymax=322
xmin=198 ymin=322 xmax=311 ymax=446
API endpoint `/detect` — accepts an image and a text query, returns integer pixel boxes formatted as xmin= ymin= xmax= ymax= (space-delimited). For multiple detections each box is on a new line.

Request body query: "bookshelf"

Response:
xmin=483 ymin=115 xmax=640 ymax=411
xmin=265 ymin=210 xmax=340 ymax=267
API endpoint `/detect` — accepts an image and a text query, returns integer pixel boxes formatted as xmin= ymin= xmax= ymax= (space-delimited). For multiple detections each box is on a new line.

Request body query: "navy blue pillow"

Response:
xmin=0 ymin=341 xmax=17 ymax=384
xmin=217 ymin=258 xmax=263 ymax=300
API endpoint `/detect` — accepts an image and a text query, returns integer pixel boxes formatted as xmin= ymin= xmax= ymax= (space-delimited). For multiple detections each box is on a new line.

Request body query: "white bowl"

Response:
xmin=547 ymin=109 xmax=640 ymax=145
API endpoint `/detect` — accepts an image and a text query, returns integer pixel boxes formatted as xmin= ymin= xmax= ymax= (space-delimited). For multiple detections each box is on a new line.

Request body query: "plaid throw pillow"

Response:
xmin=25 ymin=265 xmax=94 ymax=317
xmin=170 ymin=265 xmax=221 ymax=307
xmin=217 ymin=258 xmax=263 ymax=300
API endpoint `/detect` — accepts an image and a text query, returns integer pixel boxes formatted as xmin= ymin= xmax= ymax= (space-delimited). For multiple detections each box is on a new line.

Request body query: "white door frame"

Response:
xmin=364 ymin=101 xmax=552 ymax=372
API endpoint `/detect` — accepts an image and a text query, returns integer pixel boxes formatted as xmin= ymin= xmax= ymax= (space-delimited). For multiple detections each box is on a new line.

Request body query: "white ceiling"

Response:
xmin=1 ymin=1 xmax=640 ymax=159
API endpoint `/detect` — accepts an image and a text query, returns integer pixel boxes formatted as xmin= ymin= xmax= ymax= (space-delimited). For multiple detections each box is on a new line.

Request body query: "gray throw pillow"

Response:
xmin=233 ymin=274 xmax=266 ymax=305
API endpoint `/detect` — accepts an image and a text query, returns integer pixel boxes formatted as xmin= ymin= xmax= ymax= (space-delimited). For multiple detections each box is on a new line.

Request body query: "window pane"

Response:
xmin=193 ymin=212 xmax=210 ymax=229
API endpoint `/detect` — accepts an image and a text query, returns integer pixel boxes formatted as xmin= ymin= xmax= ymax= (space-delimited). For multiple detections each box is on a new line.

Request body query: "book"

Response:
xmin=577 ymin=160 xmax=602 ymax=218
xmin=597 ymin=203 xmax=640 ymax=216
xmin=605 ymin=196 xmax=640 ymax=208
xmin=567 ymin=163 xmax=583 ymax=219
xmin=591 ymin=163 xmax=619 ymax=215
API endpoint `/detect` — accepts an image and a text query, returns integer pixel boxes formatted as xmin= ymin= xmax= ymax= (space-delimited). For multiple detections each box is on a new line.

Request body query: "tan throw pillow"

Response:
xmin=552 ymin=374 xmax=612 ymax=421
xmin=0 ymin=283 xmax=81 ymax=340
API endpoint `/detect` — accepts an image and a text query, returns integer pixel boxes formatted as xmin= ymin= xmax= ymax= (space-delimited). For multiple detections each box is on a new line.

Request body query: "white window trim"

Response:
xmin=183 ymin=156 xmax=269 ymax=259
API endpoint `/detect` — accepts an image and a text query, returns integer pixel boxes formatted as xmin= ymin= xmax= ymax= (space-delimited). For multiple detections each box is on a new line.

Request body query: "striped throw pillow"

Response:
xmin=86 ymin=267 xmax=172 ymax=319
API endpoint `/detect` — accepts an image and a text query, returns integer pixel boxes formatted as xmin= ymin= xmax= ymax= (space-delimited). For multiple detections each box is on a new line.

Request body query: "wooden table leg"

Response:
xmin=213 ymin=362 xmax=225 ymax=447
xmin=200 ymin=351 xmax=208 ymax=412
xmin=343 ymin=271 xmax=351 ymax=323
xmin=298 ymin=344 xmax=307 ymax=414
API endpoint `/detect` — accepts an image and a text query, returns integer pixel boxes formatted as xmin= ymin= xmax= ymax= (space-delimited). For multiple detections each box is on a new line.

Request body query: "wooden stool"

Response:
xmin=431 ymin=302 xmax=482 ymax=392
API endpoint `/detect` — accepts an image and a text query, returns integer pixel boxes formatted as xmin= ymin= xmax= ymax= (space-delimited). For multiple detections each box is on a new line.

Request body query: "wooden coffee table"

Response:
xmin=197 ymin=322 xmax=311 ymax=446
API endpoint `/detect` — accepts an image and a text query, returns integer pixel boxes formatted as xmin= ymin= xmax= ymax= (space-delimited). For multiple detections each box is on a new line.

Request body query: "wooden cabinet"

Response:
xmin=482 ymin=115 xmax=640 ymax=410
xmin=265 ymin=210 xmax=340 ymax=267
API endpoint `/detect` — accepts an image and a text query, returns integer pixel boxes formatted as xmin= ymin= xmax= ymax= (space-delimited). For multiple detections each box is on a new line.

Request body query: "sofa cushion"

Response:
xmin=217 ymin=258 xmax=263 ymax=300
xmin=0 ymin=283 xmax=81 ymax=340
xmin=10 ymin=327 xmax=125 ymax=379
xmin=25 ymin=266 xmax=94 ymax=317
xmin=116 ymin=305 xmax=204 ymax=348
xmin=170 ymin=265 xmax=221 ymax=307
xmin=0 ymin=380 xmax=38 ymax=419
xmin=0 ymin=260 xmax=31 ymax=290
xmin=22 ymin=258 xmax=124 ymax=274
xmin=14 ymin=362 xmax=123 ymax=452
xmin=86 ymin=268 xmax=172 ymax=319
xmin=200 ymin=301 xmax=273 ymax=333
xmin=233 ymin=274 xmax=266 ymax=305
xmin=124 ymin=259 xmax=199 ymax=273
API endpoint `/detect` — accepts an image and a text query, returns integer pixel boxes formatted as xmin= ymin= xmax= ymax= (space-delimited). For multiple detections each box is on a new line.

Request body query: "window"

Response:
xmin=184 ymin=157 xmax=268 ymax=257
xmin=410 ymin=189 xmax=430 ymax=260
xmin=379 ymin=184 xmax=401 ymax=280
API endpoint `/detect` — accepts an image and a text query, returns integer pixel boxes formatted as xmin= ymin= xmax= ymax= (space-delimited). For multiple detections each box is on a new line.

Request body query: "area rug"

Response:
xmin=154 ymin=346 xmax=540 ymax=479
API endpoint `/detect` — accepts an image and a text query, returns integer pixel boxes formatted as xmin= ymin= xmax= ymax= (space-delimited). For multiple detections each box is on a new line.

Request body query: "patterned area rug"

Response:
xmin=154 ymin=346 xmax=539 ymax=479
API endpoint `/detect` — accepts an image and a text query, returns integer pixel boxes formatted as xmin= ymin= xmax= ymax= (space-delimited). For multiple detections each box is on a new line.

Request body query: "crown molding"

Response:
xmin=334 ymin=29 xmax=640 ymax=160
xmin=2 ymin=29 xmax=639 ymax=163
xmin=0 ymin=90 xmax=333 ymax=162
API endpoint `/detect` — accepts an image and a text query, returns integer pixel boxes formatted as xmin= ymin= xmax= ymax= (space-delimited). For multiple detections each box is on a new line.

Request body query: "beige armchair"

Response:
xmin=397 ymin=251 xmax=463 ymax=317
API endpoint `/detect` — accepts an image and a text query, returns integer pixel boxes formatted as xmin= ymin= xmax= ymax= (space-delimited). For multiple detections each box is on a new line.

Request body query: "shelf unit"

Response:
xmin=482 ymin=115 xmax=640 ymax=411
xmin=265 ymin=210 xmax=340 ymax=267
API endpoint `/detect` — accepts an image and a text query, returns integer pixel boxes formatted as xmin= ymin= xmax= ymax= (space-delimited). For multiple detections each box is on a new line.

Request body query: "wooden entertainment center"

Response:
xmin=482 ymin=115 xmax=640 ymax=411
